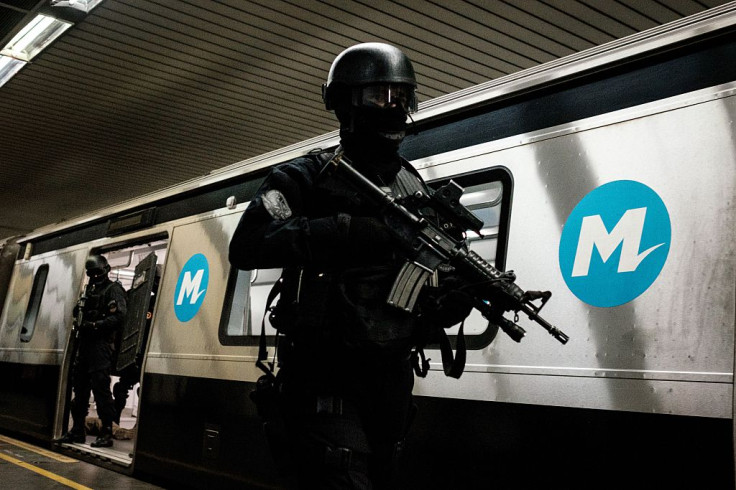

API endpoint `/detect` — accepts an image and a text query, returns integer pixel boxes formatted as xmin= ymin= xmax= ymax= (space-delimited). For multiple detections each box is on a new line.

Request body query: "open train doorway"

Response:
xmin=55 ymin=237 xmax=168 ymax=467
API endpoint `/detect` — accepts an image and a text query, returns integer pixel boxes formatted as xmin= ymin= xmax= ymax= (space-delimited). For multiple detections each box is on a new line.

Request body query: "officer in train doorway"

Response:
xmin=56 ymin=254 xmax=127 ymax=448
xmin=229 ymin=43 xmax=472 ymax=489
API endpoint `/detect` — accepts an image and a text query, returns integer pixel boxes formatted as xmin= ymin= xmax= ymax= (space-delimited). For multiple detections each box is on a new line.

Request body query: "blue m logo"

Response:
xmin=559 ymin=181 xmax=671 ymax=307
xmin=174 ymin=253 xmax=209 ymax=322
xmin=571 ymin=207 xmax=666 ymax=277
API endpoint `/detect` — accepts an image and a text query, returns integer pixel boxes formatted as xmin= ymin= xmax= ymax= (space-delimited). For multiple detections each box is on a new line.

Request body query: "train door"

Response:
xmin=0 ymin=240 xmax=20 ymax=320
xmin=55 ymin=238 xmax=167 ymax=468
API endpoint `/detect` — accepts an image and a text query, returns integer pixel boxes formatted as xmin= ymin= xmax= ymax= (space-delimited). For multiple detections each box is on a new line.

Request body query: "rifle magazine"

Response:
xmin=388 ymin=261 xmax=432 ymax=311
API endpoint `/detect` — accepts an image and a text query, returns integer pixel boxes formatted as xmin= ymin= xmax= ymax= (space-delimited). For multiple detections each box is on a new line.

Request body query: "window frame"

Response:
xmin=20 ymin=263 xmax=50 ymax=343
xmin=426 ymin=166 xmax=513 ymax=350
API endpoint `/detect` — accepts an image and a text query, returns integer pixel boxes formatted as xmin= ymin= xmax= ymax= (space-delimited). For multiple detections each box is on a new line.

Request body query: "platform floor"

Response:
xmin=0 ymin=434 xmax=163 ymax=490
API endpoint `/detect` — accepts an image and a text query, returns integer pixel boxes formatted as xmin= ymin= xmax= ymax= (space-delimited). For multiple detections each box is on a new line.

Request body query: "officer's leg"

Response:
xmin=113 ymin=366 xmax=138 ymax=425
xmin=365 ymin=357 xmax=416 ymax=489
xmin=112 ymin=380 xmax=126 ymax=425
xmin=70 ymin=363 xmax=92 ymax=432
xmin=57 ymin=363 xmax=90 ymax=443
xmin=282 ymin=393 xmax=372 ymax=490
xmin=275 ymin=347 xmax=372 ymax=490
xmin=90 ymin=368 xmax=115 ymax=447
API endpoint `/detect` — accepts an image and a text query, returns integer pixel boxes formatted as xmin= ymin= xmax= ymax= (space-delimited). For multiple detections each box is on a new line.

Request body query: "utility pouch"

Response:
xmin=250 ymin=374 xmax=280 ymax=418
xmin=269 ymin=267 xmax=335 ymax=334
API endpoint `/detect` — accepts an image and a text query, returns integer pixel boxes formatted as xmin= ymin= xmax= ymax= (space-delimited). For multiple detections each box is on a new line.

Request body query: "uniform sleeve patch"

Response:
xmin=262 ymin=189 xmax=293 ymax=220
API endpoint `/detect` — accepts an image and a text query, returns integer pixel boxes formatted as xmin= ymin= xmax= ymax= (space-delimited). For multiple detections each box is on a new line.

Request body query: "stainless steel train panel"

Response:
xmin=0 ymin=248 xmax=87 ymax=365
xmin=415 ymin=83 xmax=736 ymax=418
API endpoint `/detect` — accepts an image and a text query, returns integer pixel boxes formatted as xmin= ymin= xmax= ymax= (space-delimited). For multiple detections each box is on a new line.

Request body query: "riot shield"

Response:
xmin=115 ymin=252 xmax=158 ymax=372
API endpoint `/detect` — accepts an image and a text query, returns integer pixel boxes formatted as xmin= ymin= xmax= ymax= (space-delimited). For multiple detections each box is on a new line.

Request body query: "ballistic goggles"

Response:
xmin=354 ymin=83 xmax=417 ymax=113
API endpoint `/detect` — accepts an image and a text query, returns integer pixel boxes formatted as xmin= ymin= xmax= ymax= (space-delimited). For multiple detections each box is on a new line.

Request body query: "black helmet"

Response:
xmin=85 ymin=255 xmax=110 ymax=280
xmin=322 ymin=43 xmax=417 ymax=113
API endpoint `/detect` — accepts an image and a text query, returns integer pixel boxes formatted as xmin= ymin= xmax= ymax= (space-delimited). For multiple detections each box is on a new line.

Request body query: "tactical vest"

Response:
xmin=84 ymin=281 xmax=115 ymax=320
xmin=274 ymin=153 xmax=427 ymax=351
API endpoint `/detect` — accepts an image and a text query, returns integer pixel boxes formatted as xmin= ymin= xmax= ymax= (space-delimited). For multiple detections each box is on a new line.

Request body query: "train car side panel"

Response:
xmin=415 ymin=84 xmax=736 ymax=418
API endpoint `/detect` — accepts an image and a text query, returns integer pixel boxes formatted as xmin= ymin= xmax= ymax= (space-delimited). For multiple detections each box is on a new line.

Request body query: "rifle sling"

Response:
xmin=257 ymin=277 xmax=282 ymax=378
xmin=438 ymin=321 xmax=466 ymax=379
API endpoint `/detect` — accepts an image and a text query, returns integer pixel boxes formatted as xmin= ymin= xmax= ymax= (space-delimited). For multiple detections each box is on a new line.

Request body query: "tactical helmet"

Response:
xmin=322 ymin=43 xmax=418 ymax=113
xmin=85 ymin=255 xmax=110 ymax=279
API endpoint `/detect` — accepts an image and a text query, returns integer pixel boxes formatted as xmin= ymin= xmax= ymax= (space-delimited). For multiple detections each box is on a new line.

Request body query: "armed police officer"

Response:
xmin=56 ymin=255 xmax=127 ymax=448
xmin=229 ymin=43 xmax=472 ymax=489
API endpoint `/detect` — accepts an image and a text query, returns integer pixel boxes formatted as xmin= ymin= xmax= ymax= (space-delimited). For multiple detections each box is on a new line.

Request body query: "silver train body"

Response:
xmin=1 ymin=5 xmax=735 ymax=489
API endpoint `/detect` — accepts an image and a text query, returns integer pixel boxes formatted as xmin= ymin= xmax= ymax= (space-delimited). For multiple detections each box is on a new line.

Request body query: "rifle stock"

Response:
xmin=319 ymin=152 xmax=569 ymax=345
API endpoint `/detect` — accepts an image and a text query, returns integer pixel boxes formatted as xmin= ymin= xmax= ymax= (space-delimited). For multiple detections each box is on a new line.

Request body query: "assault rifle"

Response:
xmin=319 ymin=152 xmax=569 ymax=345
xmin=72 ymin=295 xmax=86 ymax=336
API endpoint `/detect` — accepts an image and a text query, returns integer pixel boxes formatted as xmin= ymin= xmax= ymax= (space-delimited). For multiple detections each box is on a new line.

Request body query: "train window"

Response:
xmin=218 ymin=268 xmax=255 ymax=345
xmin=219 ymin=266 xmax=285 ymax=346
xmin=20 ymin=264 xmax=49 ymax=342
xmin=427 ymin=168 xmax=512 ymax=350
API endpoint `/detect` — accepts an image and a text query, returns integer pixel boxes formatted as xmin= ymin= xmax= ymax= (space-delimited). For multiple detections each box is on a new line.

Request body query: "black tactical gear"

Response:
xmin=229 ymin=43 xmax=471 ymax=489
xmin=63 ymin=264 xmax=127 ymax=444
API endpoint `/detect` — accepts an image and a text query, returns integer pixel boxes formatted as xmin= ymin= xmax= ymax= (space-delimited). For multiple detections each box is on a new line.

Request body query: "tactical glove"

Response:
xmin=347 ymin=216 xmax=394 ymax=258
xmin=421 ymin=276 xmax=475 ymax=330
xmin=80 ymin=321 xmax=97 ymax=331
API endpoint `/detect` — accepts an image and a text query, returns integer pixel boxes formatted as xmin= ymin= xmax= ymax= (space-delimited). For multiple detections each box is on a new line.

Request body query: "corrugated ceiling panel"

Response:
xmin=621 ymin=0 xmax=686 ymax=22
xmin=471 ymin=1 xmax=597 ymax=52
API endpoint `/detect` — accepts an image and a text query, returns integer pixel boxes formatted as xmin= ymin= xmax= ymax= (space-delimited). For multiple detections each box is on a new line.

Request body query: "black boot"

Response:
xmin=55 ymin=428 xmax=85 ymax=444
xmin=91 ymin=427 xmax=113 ymax=448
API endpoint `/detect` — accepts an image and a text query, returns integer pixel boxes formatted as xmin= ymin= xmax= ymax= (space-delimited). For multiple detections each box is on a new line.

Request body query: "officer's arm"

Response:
xmin=418 ymin=273 xmax=475 ymax=331
xmin=229 ymin=162 xmax=351 ymax=270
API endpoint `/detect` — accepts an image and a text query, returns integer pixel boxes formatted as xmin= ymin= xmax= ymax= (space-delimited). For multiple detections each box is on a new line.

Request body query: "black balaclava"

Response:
xmin=338 ymin=104 xmax=408 ymax=182
xmin=87 ymin=268 xmax=108 ymax=285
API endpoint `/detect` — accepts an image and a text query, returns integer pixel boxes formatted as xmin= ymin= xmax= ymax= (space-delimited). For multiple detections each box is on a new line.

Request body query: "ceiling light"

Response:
xmin=50 ymin=0 xmax=104 ymax=13
xmin=1 ymin=14 xmax=72 ymax=62
xmin=0 ymin=56 xmax=26 ymax=88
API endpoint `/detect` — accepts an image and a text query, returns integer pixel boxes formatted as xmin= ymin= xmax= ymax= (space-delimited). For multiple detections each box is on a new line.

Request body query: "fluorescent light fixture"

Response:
xmin=0 ymin=56 xmax=26 ymax=88
xmin=50 ymin=0 xmax=104 ymax=13
xmin=1 ymin=14 xmax=73 ymax=62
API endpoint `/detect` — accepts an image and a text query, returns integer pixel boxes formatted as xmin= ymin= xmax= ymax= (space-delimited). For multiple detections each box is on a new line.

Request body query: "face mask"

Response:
xmin=340 ymin=105 xmax=408 ymax=166
xmin=86 ymin=269 xmax=106 ymax=284
xmin=353 ymin=105 xmax=408 ymax=141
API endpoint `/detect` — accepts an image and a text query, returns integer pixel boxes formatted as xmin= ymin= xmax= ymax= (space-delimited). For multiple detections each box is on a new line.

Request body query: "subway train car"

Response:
xmin=1 ymin=5 xmax=735 ymax=489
